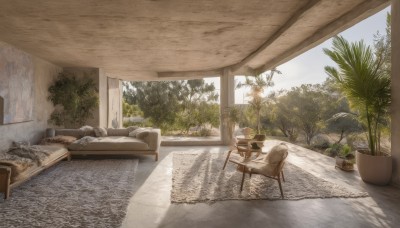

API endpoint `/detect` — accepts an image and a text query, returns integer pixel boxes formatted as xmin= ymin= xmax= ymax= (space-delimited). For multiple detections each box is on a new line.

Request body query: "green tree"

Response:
xmin=123 ymin=79 xmax=219 ymax=134
xmin=237 ymin=69 xmax=281 ymax=134
xmin=326 ymin=111 xmax=361 ymax=143
xmin=274 ymin=84 xmax=335 ymax=145
xmin=373 ymin=13 xmax=391 ymax=77
xmin=324 ymin=35 xmax=391 ymax=155
xmin=48 ymin=72 xmax=98 ymax=127
xmin=175 ymin=79 xmax=218 ymax=134
xmin=124 ymin=81 xmax=181 ymax=130
xmin=195 ymin=102 xmax=220 ymax=130
xmin=122 ymin=99 xmax=143 ymax=117
xmin=270 ymin=97 xmax=298 ymax=141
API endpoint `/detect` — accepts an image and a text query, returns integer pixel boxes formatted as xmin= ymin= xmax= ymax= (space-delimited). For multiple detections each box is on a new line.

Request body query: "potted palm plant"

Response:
xmin=324 ymin=36 xmax=392 ymax=185
xmin=335 ymin=144 xmax=355 ymax=171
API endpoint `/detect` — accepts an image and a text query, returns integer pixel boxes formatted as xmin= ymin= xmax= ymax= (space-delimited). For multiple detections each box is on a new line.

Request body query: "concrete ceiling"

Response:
xmin=0 ymin=0 xmax=390 ymax=80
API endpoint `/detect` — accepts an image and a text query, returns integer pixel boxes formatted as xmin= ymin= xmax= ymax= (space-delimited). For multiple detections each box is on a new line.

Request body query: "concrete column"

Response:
xmin=392 ymin=0 xmax=400 ymax=187
xmin=107 ymin=77 xmax=123 ymax=128
xmin=220 ymin=68 xmax=235 ymax=145
xmin=99 ymin=69 xmax=108 ymax=127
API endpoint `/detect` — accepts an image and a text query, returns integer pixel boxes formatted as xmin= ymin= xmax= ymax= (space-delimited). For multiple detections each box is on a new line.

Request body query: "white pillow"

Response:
xmin=80 ymin=125 xmax=94 ymax=131
xmin=128 ymin=128 xmax=148 ymax=138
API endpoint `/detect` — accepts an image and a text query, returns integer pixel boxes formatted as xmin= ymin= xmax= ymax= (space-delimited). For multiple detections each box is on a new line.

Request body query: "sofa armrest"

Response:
xmin=142 ymin=129 xmax=161 ymax=151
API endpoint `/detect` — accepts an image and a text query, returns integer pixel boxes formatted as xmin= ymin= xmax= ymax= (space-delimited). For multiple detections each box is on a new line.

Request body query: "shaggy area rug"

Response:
xmin=0 ymin=159 xmax=138 ymax=228
xmin=171 ymin=152 xmax=368 ymax=203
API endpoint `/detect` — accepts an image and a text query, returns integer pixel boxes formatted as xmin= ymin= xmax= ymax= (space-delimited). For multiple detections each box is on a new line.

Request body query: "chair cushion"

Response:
xmin=264 ymin=143 xmax=288 ymax=163
xmin=246 ymin=161 xmax=277 ymax=177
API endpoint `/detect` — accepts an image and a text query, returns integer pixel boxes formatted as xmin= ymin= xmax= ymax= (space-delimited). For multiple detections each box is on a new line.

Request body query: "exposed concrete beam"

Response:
xmin=157 ymin=69 xmax=222 ymax=80
xmin=228 ymin=66 xmax=256 ymax=76
xmin=255 ymin=0 xmax=390 ymax=73
xmin=229 ymin=0 xmax=322 ymax=74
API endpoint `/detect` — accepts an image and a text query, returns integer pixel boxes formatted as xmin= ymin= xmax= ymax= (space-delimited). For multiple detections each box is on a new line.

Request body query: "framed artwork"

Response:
xmin=0 ymin=41 xmax=34 ymax=124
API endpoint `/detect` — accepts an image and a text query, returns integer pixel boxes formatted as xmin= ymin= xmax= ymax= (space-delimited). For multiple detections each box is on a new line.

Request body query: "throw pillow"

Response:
xmin=128 ymin=128 xmax=148 ymax=137
xmin=40 ymin=135 xmax=78 ymax=145
xmin=94 ymin=127 xmax=108 ymax=137
xmin=80 ymin=125 xmax=94 ymax=131
xmin=127 ymin=126 xmax=139 ymax=133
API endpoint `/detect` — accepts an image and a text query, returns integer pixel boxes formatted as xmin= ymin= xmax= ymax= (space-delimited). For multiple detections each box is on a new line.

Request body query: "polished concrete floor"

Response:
xmin=121 ymin=140 xmax=400 ymax=228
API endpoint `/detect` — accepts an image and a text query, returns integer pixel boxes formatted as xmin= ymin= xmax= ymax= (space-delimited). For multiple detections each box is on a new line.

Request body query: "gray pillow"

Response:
xmin=94 ymin=127 xmax=107 ymax=137
xmin=128 ymin=128 xmax=149 ymax=139
xmin=127 ymin=126 xmax=139 ymax=133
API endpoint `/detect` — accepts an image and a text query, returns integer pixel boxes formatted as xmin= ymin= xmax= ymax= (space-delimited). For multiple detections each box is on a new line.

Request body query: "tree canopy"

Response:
xmin=123 ymin=79 xmax=219 ymax=134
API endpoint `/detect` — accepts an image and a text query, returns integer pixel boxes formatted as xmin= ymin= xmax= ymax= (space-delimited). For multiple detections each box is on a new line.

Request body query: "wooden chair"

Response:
xmin=240 ymin=143 xmax=289 ymax=198
xmin=222 ymin=137 xmax=264 ymax=170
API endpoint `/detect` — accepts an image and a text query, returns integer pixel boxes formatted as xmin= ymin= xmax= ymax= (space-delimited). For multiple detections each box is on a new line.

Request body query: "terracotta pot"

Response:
xmin=356 ymin=150 xmax=392 ymax=185
xmin=335 ymin=157 xmax=354 ymax=171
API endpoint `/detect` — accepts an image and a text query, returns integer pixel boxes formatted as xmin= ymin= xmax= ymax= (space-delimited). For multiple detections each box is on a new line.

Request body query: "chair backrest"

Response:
xmin=264 ymin=143 xmax=289 ymax=176
xmin=264 ymin=143 xmax=288 ymax=163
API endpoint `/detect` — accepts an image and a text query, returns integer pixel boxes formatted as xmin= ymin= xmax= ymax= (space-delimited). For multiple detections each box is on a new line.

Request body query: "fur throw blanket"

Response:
xmin=0 ymin=145 xmax=52 ymax=182
xmin=70 ymin=136 xmax=96 ymax=149
xmin=7 ymin=145 xmax=51 ymax=165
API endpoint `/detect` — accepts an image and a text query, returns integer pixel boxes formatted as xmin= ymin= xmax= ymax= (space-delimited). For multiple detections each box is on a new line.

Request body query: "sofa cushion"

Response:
xmin=94 ymin=127 xmax=108 ymax=137
xmin=55 ymin=129 xmax=85 ymax=138
xmin=129 ymin=128 xmax=149 ymax=137
xmin=107 ymin=128 xmax=129 ymax=136
xmin=40 ymin=135 xmax=77 ymax=145
xmin=68 ymin=136 xmax=149 ymax=151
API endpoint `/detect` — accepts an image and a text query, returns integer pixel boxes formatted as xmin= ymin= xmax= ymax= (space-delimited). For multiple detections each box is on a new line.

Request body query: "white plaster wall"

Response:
xmin=0 ymin=42 xmax=62 ymax=150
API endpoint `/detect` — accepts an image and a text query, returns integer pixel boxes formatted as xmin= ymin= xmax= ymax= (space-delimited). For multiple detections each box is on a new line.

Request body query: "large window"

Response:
xmin=122 ymin=77 xmax=221 ymax=140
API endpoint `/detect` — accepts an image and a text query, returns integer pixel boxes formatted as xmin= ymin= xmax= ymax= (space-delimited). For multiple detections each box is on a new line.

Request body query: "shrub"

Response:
xmin=199 ymin=128 xmax=212 ymax=137
xmin=311 ymin=134 xmax=333 ymax=149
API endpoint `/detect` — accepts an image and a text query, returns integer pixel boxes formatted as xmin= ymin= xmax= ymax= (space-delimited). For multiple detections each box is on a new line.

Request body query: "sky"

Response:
xmin=205 ymin=6 xmax=391 ymax=104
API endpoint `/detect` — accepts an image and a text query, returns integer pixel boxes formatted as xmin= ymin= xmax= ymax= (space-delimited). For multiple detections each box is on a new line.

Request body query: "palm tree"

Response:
xmin=323 ymin=36 xmax=391 ymax=156
xmin=237 ymin=69 xmax=281 ymax=134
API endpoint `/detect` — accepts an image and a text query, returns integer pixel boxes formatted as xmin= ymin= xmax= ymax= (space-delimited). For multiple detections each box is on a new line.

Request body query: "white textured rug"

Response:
xmin=171 ymin=152 xmax=368 ymax=203
xmin=0 ymin=159 xmax=138 ymax=228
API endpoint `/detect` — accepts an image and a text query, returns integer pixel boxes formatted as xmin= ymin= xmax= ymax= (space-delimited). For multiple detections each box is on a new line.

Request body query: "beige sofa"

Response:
xmin=55 ymin=128 xmax=161 ymax=161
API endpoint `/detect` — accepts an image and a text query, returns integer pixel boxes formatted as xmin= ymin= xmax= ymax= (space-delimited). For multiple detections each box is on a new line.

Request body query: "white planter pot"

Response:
xmin=356 ymin=150 xmax=392 ymax=185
